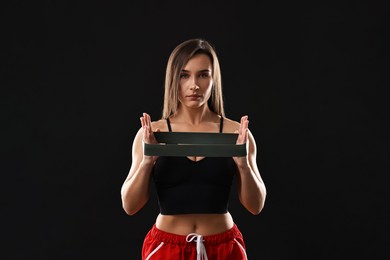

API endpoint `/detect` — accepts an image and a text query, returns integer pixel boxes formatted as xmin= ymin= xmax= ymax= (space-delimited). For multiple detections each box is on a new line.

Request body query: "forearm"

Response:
xmin=236 ymin=164 xmax=266 ymax=215
xmin=121 ymin=160 xmax=155 ymax=215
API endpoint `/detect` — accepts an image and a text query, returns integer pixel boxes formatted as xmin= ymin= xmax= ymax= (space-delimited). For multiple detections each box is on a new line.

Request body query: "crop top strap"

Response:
xmin=219 ymin=116 xmax=224 ymax=133
xmin=166 ymin=118 xmax=172 ymax=132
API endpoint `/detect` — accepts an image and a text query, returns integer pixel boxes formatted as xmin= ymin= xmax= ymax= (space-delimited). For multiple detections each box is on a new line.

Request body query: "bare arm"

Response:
xmin=120 ymin=113 xmax=159 ymax=215
xmin=234 ymin=116 xmax=267 ymax=215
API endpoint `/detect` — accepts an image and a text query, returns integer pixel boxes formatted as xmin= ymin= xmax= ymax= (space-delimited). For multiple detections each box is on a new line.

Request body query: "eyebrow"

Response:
xmin=181 ymin=69 xmax=211 ymax=73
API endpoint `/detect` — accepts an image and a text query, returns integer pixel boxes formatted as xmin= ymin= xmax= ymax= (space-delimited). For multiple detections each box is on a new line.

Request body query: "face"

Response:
xmin=178 ymin=54 xmax=213 ymax=109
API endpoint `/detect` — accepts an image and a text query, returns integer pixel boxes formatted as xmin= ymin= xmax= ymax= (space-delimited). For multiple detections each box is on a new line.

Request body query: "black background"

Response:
xmin=2 ymin=0 xmax=389 ymax=259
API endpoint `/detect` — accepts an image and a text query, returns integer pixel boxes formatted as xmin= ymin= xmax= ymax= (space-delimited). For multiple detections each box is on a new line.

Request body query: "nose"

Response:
xmin=190 ymin=85 xmax=200 ymax=90
xmin=188 ymin=75 xmax=200 ymax=90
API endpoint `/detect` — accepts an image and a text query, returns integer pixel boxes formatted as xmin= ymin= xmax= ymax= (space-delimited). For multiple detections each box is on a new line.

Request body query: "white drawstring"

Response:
xmin=145 ymin=242 xmax=164 ymax=260
xmin=186 ymin=233 xmax=208 ymax=260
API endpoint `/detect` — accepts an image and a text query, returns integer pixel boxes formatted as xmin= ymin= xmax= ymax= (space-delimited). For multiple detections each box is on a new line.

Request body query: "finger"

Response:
xmin=140 ymin=116 xmax=144 ymax=128
xmin=143 ymin=113 xmax=148 ymax=128
xmin=244 ymin=116 xmax=249 ymax=135
xmin=244 ymin=127 xmax=248 ymax=142
xmin=239 ymin=115 xmax=246 ymax=135
xmin=242 ymin=115 xmax=248 ymax=124
xmin=143 ymin=116 xmax=148 ymax=131
xmin=239 ymin=116 xmax=243 ymax=135
xmin=240 ymin=116 xmax=249 ymax=143
xmin=142 ymin=113 xmax=152 ymax=135
xmin=243 ymin=116 xmax=249 ymax=129
xmin=146 ymin=113 xmax=152 ymax=130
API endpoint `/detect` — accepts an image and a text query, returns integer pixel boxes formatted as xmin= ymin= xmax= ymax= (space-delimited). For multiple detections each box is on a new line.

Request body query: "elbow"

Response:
xmin=123 ymin=208 xmax=138 ymax=216
xmin=250 ymin=210 xmax=261 ymax=216
xmin=242 ymin=200 xmax=265 ymax=215
xmin=252 ymin=187 xmax=267 ymax=215
xmin=122 ymin=201 xmax=139 ymax=216
xmin=248 ymin=193 xmax=267 ymax=215
xmin=121 ymin=192 xmax=147 ymax=216
xmin=121 ymin=194 xmax=138 ymax=216
xmin=250 ymin=202 xmax=265 ymax=215
xmin=121 ymin=188 xmax=138 ymax=216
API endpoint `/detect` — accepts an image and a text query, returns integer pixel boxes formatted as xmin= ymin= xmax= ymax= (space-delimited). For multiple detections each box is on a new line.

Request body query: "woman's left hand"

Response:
xmin=233 ymin=115 xmax=249 ymax=166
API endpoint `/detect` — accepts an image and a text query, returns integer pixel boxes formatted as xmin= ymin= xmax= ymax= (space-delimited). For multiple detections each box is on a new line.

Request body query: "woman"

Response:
xmin=121 ymin=38 xmax=266 ymax=259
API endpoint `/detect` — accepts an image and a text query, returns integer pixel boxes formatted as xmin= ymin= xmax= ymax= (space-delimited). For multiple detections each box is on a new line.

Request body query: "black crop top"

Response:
xmin=151 ymin=117 xmax=238 ymax=215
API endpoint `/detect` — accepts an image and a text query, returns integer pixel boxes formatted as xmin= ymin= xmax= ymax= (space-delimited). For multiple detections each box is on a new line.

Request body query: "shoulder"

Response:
xmin=134 ymin=118 xmax=168 ymax=139
xmin=221 ymin=117 xmax=241 ymax=133
xmin=151 ymin=118 xmax=170 ymax=132
xmin=222 ymin=116 xmax=256 ymax=137
xmin=133 ymin=118 xmax=169 ymax=146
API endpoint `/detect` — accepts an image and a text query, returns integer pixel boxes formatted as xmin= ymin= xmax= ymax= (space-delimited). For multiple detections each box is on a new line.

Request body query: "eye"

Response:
xmin=199 ymin=73 xmax=211 ymax=78
xmin=180 ymin=73 xmax=189 ymax=79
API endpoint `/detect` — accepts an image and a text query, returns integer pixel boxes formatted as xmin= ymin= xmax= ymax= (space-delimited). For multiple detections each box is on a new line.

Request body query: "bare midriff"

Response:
xmin=155 ymin=212 xmax=234 ymax=236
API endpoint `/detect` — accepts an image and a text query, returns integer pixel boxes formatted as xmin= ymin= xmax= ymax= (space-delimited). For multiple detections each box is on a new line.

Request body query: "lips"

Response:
xmin=187 ymin=94 xmax=201 ymax=99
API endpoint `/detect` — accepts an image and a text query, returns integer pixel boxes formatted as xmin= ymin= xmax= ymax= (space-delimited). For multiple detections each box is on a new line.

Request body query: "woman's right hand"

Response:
xmin=140 ymin=112 xmax=160 ymax=163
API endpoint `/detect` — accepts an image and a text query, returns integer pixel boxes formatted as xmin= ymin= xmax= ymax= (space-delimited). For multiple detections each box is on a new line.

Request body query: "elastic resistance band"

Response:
xmin=143 ymin=132 xmax=247 ymax=157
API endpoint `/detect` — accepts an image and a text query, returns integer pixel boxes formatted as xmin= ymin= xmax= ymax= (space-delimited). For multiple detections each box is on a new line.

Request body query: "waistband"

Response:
xmin=148 ymin=223 xmax=242 ymax=246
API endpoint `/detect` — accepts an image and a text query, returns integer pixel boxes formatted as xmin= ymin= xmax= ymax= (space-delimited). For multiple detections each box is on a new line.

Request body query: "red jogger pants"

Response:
xmin=142 ymin=223 xmax=248 ymax=260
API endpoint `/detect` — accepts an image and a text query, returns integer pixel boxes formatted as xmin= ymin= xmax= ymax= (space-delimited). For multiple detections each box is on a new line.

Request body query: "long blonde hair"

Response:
xmin=162 ymin=39 xmax=225 ymax=119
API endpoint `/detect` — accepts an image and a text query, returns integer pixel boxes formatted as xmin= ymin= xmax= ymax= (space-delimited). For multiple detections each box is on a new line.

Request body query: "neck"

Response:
xmin=173 ymin=106 xmax=216 ymax=125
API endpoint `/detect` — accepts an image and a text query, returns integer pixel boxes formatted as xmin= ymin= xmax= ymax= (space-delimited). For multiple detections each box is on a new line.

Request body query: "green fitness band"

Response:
xmin=143 ymin=132 xmax=247 ymax=157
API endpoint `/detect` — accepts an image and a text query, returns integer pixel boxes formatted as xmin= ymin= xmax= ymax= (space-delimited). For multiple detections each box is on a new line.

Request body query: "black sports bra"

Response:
xmin=151 ymin=117 xmax=237 ymax=215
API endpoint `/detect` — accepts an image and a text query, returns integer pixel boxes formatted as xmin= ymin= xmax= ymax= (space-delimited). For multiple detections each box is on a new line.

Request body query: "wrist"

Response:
xmin=141 ymin=157 xmax=156 ymax=167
